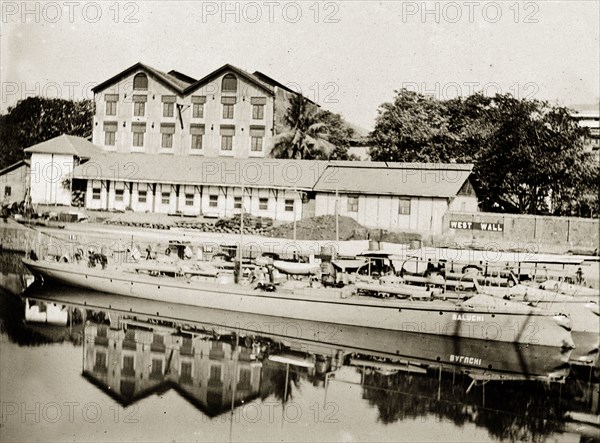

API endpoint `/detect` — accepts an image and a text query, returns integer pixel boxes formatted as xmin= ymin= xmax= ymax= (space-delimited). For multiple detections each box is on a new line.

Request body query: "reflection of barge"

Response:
xmin=23 ymin=258 xmax=574 ymax=349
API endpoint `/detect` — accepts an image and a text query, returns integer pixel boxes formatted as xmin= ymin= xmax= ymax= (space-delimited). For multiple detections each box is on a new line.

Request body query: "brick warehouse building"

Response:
xmin=91 ymin=62 xmax=319 ymax=158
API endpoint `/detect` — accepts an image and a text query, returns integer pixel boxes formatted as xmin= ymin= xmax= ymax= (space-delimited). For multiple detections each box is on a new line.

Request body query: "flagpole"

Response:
xmin=335 ymin=186 xmax=339 ymax=242
xmin=293 ymin=187 xmax=297 ymax=241
xmin=239 ymin=185 xmax=244 ymax=283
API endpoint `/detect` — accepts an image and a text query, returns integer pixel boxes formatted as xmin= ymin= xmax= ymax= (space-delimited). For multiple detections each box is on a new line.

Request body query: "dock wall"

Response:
xmin=441 ymin=212 xmax=599 ymax=254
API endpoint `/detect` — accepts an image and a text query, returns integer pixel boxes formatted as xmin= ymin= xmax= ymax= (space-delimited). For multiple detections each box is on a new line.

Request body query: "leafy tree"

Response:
xmin=313 ymin=109 xmax=356 ymax=160
xmin=269 ymin=94 xmax=328 ymax=159
xmin=370 ymin=90 xmax=454 ymax=162
xmin=474 ymin=96 xmax=592 ymax=214
xmin=570 ymin=162 xmax=600 ymax=217
xmin=444 ymin=94 xmax=496 ymax=162
xmin=270 ymin=94 xmax=356 ymax=160
xmin=0 ymin=97 xmax=94 ymax=169
xmin=370 ymin=89 xmax=596 ymax=216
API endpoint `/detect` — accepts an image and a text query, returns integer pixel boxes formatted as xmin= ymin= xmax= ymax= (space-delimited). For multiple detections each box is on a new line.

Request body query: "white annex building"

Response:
xmin=72 ymin=154 xmax=477 ymax=235
xmin=24 ymin=135 xmax=102 ymax=206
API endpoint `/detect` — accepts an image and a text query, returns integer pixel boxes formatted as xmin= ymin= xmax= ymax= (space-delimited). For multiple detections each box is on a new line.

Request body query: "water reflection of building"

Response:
xmin=83 ymin=323 xmax=262 ymax=417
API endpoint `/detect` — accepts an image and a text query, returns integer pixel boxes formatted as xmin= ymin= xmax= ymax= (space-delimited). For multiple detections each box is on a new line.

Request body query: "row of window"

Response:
xmin=104 ymin=124 xmax=265 ymax=151
xmin=346 ymin=195 xmax=411 ymax=215
xmin=92 ymin=189 xmax=411 ymax=214
xmin=93 ymin=189 xmax=294 ymax=211
xmin=96 ymin=352 xmax=248 ymax=388
xmin=106 ymin=97 xmax=265 ymax=120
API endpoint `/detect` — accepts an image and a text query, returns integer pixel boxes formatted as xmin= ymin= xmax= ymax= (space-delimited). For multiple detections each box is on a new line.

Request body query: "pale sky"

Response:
xmin=1 ymin=1 xmax=599 ymax=130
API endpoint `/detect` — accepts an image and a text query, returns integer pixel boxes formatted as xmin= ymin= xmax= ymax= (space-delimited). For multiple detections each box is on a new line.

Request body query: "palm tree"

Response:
xmin=269 ymin=94 xmax=335 ymax=159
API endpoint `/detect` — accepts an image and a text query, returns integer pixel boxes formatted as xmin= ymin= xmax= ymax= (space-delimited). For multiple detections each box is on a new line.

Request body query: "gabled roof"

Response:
xmin=313 ymin=163 xmax=474 ymax=198
xmin=0 ymin=159 xmax=30 ymax=176
xmin=24 ymin=135 xmax=103 ymax=158
xmin=253 ymin=71 xmax=318 ymax=106
xmin=91 ymin=62 xmax=191 ymax=94
xmin=167 ymin=70 xmax=197 ymax=85
xmin=184 ymin=64 xmax=274 ymax=96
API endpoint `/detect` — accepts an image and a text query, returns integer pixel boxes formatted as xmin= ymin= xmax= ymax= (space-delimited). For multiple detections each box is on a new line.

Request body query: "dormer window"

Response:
xmin=133 ymin=73 xmax=148 ymax=90
xmin=222 ymin=74 xmax=237 ymax=93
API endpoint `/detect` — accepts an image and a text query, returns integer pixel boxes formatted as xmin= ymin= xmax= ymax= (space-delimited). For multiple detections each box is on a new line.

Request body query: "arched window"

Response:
xmin=133 ymin=73 xmax=148 ymax=90
xmin=222 ymin=74 xmax=237 ymax=93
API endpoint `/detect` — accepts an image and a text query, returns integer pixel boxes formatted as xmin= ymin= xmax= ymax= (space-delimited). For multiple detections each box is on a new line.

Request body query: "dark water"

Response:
xmin=1 ymin=252 xmax=599 ymax=442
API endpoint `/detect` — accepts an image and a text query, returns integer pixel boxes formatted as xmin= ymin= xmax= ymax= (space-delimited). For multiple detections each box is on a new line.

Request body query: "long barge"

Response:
xmin=23 ymin=258 xmax=574 ymax=350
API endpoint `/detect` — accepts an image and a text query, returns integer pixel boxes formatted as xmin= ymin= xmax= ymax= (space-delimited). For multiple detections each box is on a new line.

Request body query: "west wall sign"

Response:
xmin=449 ymin=220 xmax=504 ymax=232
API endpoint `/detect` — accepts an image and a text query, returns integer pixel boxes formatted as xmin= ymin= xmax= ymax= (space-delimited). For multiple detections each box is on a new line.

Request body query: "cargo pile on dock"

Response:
xmin=174 ymin=214 xmax=273 ymax=234
xmin=266 ymin=215 xmax=423 ymax=243
xmin=103 ymin=214 xmax=274 ymax=235
xmin=104 ymin=219 xmax=172 ymax=230
xmin=267 ymin=215 xmax=367 ymax=241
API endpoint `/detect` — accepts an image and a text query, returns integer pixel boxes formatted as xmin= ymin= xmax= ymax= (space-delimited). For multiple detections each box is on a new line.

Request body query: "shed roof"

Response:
xmin=73 ymin=154 xmax=328 ymax=190
xmin=0 ymin=159 xmax=30 ymax=176
xmin=24 ymin=135 xmax=103 ymax=158
xmin=73 ymin=153 xmax=474 ymax=198
xmin=313 ymin=163 xmax=474 ymax=198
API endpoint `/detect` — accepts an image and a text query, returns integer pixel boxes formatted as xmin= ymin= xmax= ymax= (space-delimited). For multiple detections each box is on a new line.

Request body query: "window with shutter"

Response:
xmin=220 ymin=126 xmax=235 ymax=151
xmin=398 ymin=198 xmax=411 ymax=215
xmin=132 ymin=123 xmax=146 ymax=147
xmin=190 ymin=124 xmax=205 ymax=150
xmin=250 ymin=126 xmax=265 ymax=152
xmin=347 ymin=196 xmax=359 ymax=212
xmin=161 ymin=124 xmax=175 ymax=148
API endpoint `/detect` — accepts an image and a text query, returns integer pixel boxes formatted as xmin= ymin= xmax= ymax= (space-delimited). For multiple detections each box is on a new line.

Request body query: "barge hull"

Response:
xmin=23 ymin=259 xmax=574 ymax=349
